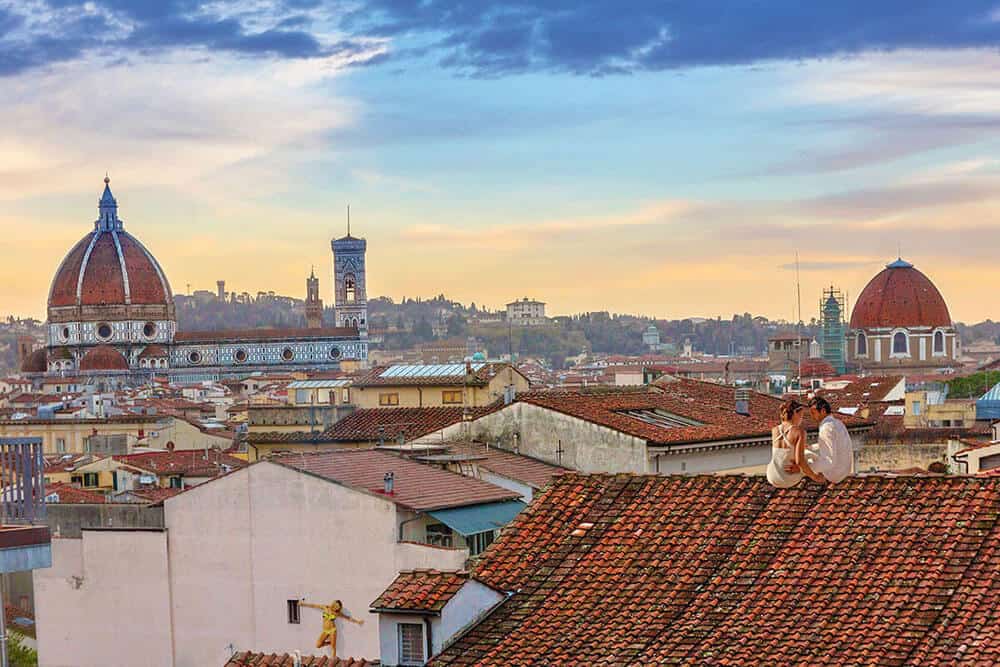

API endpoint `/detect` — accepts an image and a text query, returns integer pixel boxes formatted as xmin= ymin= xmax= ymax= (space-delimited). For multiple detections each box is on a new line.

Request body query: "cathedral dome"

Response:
xmin=79 ymin=345 xmax=129 ymax=372
xmin=47 ymin=178 xmax=173 ymax=315
xmin=849 ymin=259 xmax=951 ymax=330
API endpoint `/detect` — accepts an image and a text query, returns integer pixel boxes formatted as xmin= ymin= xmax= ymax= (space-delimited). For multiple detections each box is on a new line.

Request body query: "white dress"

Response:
xmin=766 ymin=424 xmax=803 ymax=489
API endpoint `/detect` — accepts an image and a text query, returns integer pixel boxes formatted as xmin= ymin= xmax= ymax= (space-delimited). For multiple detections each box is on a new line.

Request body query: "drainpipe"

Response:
xmin=424 ymin=616 xmax=434 ymax=662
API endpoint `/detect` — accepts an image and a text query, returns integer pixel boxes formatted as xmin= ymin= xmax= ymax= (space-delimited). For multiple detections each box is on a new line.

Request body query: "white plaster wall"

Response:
xmin=165 ymin=462 xmax=467 ymax=666
xmin=34 ymin=532 xmax=173 ymax=667
xmin=649 ymin=444 xmax=772 ymax=475
xmin=480 ymin=470 xmax=535 ymax=502
xmin=378 ymin=613 xmax=428 ymax=666
xmin=437 ymin=581 xmax=504 ymax=653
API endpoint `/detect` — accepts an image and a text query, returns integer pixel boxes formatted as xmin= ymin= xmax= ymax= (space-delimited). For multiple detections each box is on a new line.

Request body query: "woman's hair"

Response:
xmin=779 ymin=400 xmax=802 ymax=422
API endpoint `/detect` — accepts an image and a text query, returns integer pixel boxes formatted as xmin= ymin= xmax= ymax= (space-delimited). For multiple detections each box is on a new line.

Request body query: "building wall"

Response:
xmin=848 ymin=328 xmax=958 ymax=370
xmin=165 ymin=462 xmax=467 ymax=665
xmin=451 ymin=403 xmax=650 ymax=474
xmin=34 ymin=532 xmax=173 ymax=667
xmin=0 ymin=420 xmax=153 ymax=454
xmin=353 ymin=374 xmax=528 ymax=410
xmin=649 ymin=445 xmax=772 ymax=475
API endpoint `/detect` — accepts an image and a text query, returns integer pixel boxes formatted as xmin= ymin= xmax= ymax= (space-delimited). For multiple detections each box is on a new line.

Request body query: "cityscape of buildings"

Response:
xmin=4 ymin=3 xmax=1000 ymax=666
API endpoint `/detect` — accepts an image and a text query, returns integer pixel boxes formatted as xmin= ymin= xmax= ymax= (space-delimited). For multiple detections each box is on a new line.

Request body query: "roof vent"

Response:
xmin=735 ymin=388 xmax=751 ymax=416
xmin=383 ymin=471 xmax=395 ymax=495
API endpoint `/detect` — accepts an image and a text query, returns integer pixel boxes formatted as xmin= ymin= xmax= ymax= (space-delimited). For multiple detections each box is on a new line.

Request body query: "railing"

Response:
xmin=0 ymin=438 xmax=46 ymax=524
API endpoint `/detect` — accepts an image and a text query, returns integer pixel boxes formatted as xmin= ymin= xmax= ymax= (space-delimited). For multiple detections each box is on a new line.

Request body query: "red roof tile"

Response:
xmin=520 ymin=379 xmax=871 ymax=447
xmin=273 ymin=449 xmax=520 ymax=512
xmin=224 ymin=653 xmax=374 ymax=666
xmin=371 ymin=570 xmax=469 ymax=613
xmin=113 ymin=450 xmax=247 ymax=477
xmin=247 ymin=406 xmax=495 ymax=445
xmin=434 ymin=473 xmax=1000 ymax=666
xmin=433 ymin=441 xmax=568 ymax=489
xmin=45 ymin=482 xmax=106 ymax=504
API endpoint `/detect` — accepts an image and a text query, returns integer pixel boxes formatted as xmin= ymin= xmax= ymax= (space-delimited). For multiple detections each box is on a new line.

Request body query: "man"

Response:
xmin=805 ymin=396 xmax=853 ymax=484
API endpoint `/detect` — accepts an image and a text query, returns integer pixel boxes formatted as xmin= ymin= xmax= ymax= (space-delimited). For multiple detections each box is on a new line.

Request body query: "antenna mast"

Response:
xmin=347 ymin=204 xmax=351 ymax=237
xmin=796 ymin=253 xmax=803 ymax=392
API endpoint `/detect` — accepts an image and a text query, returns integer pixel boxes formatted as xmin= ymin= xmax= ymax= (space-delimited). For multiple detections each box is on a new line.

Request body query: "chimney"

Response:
xmin=383 ymin=471 xmax=395 ymax=495
xmin=397 ymin=429 xmax=406 ymax=446
xmin=735 ymin=388 xmax=751 ymax=416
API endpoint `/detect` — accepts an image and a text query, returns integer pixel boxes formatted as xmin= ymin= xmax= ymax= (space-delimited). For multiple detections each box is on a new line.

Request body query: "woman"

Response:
xmin=767 ymin=400 xmax=823 ymax=488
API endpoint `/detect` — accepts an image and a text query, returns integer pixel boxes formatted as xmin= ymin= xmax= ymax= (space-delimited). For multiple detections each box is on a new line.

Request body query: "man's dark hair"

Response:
xmin=809 ymin=396 xmax=831 ymax=415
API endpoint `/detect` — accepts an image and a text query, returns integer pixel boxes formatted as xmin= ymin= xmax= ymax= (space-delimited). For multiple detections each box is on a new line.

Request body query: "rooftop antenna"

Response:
xmin=347 ymin=204 xmax=351 ymax=237
xmin=795 ymin=252 xmax=802 ymax=392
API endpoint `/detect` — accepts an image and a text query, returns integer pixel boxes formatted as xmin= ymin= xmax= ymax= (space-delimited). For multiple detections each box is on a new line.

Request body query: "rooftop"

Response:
xmin=113 ymin=450 xmax=247 ymax=477
xmin=435 ymin=473 xmax=1000 ymax=665
xmin=355 ymin=362 xmax=518 ymax=387
xmin=225 ymin=654 xmax=375 ymax=667
xmin=370 ymin=569 xmax=470 ymax=613
xmin=273 ymin=449 xmax=520 ymax=512
xmin=422 ymin=441 xmax=568 ymax=489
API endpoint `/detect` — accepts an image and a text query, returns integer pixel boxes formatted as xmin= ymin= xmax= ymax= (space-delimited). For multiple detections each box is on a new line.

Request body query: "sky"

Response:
xmin=2 ymin=2 xmax=1000 ymax=323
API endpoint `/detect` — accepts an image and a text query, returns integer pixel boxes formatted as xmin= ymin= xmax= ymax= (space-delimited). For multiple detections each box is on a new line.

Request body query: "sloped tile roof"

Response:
xmin=370 ymin=570 xmax=469 ymax=613
xmin=45 ymin=482 xmax=106 ymax=504
xmin=434 ymin=473 xmax=1000 ymax=666
xmin=435 ymin=441 xmax=568 ymax=489
xmin=818 ymin=375 xmax=905 ymax=407
xmin=247 ymin=406 xmax=496 ymax=445
xmin=224 ymin=653 xmax=375 ymax=666
xmin=273 ymin=449 xmax=521 ymax=512
xmin=113 ymin=450 xmax=247 ymax=477
xmin=521 ymin=379 xmax=871 ymax=447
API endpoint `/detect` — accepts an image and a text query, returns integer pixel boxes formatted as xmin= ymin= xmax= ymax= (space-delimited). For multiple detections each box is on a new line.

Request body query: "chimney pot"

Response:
xmin=383 ymin=471 xmax=395 ymax=495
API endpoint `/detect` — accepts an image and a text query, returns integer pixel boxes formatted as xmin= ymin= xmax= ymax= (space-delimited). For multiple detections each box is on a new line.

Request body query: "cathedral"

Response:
xmin=21 ymin=178 xmax=368 ymax=383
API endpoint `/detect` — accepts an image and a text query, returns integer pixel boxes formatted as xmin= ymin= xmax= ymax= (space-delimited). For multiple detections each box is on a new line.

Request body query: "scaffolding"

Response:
xmin=821 ymin=286 xmax=846 ymax=375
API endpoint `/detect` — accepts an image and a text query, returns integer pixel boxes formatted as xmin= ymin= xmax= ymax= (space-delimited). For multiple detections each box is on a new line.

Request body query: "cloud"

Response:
xmin=0 ymin=0 xmax=385 ymax=76
xmin=341 ymin=1 xmax=1000 ymax=76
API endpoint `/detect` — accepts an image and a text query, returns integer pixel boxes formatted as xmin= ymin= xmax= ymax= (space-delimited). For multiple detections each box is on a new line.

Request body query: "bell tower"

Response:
xmin=331 ymin=207 xmax=368 ymax=334
xmin=305 ymin=267 xmax=323 ymax=329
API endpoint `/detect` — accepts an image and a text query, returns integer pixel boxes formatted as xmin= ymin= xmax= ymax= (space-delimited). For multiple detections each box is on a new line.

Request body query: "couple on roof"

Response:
xmin=767 ymin=396 xmax=852 ymax=488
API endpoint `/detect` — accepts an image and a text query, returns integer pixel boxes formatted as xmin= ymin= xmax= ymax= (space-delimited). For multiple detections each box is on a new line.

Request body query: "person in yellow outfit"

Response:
xmin=299 ymin=599 xmax=364 ymax=657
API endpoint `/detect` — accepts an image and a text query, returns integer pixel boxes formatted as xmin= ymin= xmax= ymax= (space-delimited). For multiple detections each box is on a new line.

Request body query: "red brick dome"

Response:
xmin=850 ymin=259 xmax=951 ymax=330
xmin=138 ymin=344 xmax=168 ymax=359
xmin=21 ymin=348 xmax=47 ymax=373
xmin=47 ymin=179 xmax=172 ymax=310
xmin=79 ymin=345 xmax=129 ymax=372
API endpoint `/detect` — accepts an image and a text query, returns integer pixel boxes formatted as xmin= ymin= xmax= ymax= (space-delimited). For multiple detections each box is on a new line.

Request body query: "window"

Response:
xmin=934 ymin=330 xmax=945 ymax=354
xmin=82 ymin=473 xmax=98 ymax=488
xmin=442 ymin=390 xmax=463 ymax=405
xmin=188 ymin=350 xmax=202 ymax=365
xmin=468 ymin=530 xmax=496 ymax=556
xmin=425 ymin=523 xmax=454 ymax=547
xmin=287 ymin=600 xmax=301 ymax=624
xmin=234 ymin=349 xmax=248 ymax=363
xmin=142 ymin=322 xmax=156 ymax=339
xmin=379 ymin=393 xmax=399 ymax=406
xmin=56 ymin=438 xmax=66 ymax=453
xmin=96 ymin=322 xmax=112 ymax=340
xmin=169 ymin=476 xmax=183 ymax=489
xmin=856 ymin=332 xmax=867 ymax=356
xmin=398 ymin=623 xmax=425 ymax=666
xmin=295 ymin=389 xmax=311 ymax=404
xmin=892 ymin=332 xmax=908 ymax=356
xmin=345 ymin=274 xmax=356 ymax=303
xmin=342 ymin=389 xmax=350 ymax=404
xmin=282 ymin=347 xmax=295 ymax=362
xmin=912 ymin=401 xmax=922 ymax=416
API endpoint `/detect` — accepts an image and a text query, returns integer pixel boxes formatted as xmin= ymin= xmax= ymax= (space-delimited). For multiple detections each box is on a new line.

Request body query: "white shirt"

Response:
xmin=808 ymin=415 xmax=853 ymax=484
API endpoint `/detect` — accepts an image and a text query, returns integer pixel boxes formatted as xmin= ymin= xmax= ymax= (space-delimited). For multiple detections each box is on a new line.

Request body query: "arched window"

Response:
xmin=345 ymin=274 xmax=356 ymax=303
xmin=892 ymin=331 xmax=908 ymax=356
xmin=856 ymin=332 xmax=867 ymax=356
xmin=933 ymin=330 xmax=945 ymax=354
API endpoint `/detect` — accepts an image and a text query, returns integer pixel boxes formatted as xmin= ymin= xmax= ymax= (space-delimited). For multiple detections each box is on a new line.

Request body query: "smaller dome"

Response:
xmin=21 ymin=348 xmax=47 ymax=373
xmin=79 ymin=346 xmax=129 ymax=372
xmin=49 ymin=347 xmax=73 ymax=361
xmin=138 ymin=344 xmax=168 ymax=359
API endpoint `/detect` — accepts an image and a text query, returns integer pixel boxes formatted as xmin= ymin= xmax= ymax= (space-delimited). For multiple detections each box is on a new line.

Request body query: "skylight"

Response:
xmin=617 ymin=409 xmax=704 ymax=429
xmin=380 ymin=363 xmax=486 ymax=378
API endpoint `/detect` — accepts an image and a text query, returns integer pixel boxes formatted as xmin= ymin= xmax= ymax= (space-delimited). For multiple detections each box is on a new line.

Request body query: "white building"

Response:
xmin=505 ymin=298 xmax=547 ymax=326
xmin=34 ymin=450 xmax=523 ymax=666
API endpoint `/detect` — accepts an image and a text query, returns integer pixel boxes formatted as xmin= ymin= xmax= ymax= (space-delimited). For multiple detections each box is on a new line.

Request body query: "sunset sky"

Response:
xmin=3 ymin=2 xmax=1000 ymax=322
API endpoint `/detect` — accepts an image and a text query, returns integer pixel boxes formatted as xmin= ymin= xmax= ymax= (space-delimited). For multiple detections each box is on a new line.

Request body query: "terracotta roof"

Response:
xmin=818 ymin=375 xmax=905 ymax=407
xmin=48 ymin=229 xmax=172 ymax=308
xmin=224 ymin=653 xmax=374 ymax=666
xmin=519 ymin=380 xmax=871 ymax=447
xmin=247 ymin=406 xmax=494 ymax=445
xmin=44 ymin=454 xmax=102 ymax=473
xmin=128 ymin=486 xmax=184 ymax=503
xmin=435 ymin=473 xmax=1000 ymax=666
xmin=371 ymin=570 xmax=469 ymax=613
xmin=174 ymin=327 xmax=356 ymax=343
xmin=273 ymin=449 xmax=521 ymax=512
xmin=355 ymin=363 xmax=519 ymax=388
xmin=79 ymin=345 xmax=129 ymax=372
xmin=434 ymin=441 xmax=568 ymax=489
xmin=20 ymin=348 xmax=47 ymax=373
xmin=138 ymin=344 xmax=168 ymax=359
xmin=45 ymin=482 xmax=106 ymax=504
xmin=113 ymin=450 xmax=247 ymax=477
xmin=850 ymin=260 xmax=952 ymax=329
